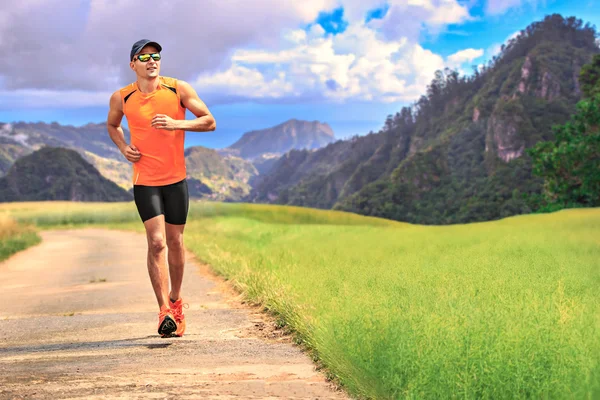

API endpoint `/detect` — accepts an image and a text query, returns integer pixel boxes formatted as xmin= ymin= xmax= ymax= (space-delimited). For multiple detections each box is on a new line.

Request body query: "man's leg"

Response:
xmin=162 ymin=179 xmax=190 ymax=337
xmin=162 ymin=178 xmax=189 ymax=302
xmin=144 ymin=214 xmax=179 ymax=336
xmin=166 ymin=222 xmax=185 ymax=302
xmin=143 ymin=215 xmax=170 ymax=309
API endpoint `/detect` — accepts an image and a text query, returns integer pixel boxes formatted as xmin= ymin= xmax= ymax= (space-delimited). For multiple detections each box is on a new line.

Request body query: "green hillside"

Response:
xmin=0 ymin=147 xmax=133 ymax=202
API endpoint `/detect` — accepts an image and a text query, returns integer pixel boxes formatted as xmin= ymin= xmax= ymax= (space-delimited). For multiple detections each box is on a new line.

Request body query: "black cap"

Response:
xmin=130 ymin=39 xmax=162 ymax=61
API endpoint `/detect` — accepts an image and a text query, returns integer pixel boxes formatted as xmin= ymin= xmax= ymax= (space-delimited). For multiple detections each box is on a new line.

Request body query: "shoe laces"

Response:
xmin=170 ymin=300 xmax=189 ymax=321
xmin=158 ymin=306 xmax=172 ymax=319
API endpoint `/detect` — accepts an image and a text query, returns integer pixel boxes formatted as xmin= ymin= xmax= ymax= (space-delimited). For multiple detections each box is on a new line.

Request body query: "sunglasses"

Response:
xmin=134 ymin=53 xmax=161 ymax=62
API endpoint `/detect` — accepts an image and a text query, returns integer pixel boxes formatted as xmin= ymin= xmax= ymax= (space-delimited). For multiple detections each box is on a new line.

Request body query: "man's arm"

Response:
xmin=175 ymin=80 xmax=216 ymax=132
xmin=107 ymin=91 xmax=140 ymax=163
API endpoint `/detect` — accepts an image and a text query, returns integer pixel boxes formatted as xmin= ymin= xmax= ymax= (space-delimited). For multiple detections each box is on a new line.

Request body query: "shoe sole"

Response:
xmin=158 ymin=315 xmax=177 ymax=337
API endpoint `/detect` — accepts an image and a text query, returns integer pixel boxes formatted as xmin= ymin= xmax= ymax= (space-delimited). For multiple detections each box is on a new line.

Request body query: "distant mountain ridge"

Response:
xmin=0 ymin=121 xmax=128 ymax=161
xmin=0 ymin=121 xmax=132 ymax=189
xmin=0 ymin=118 xmax=336 ymax=202
xmin=218 ymin=119 xmax=335 ymax=160
xmin=0 ymin=147 xmax=132 ymax=202
xmin=0 ymin=121 xmax=257 ymax=201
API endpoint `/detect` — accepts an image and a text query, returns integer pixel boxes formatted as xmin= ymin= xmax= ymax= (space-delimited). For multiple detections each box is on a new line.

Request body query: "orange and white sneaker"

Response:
xmin=169 ymin=298 xmax=189 ymax=337
xmin=157 ymin=305 xmax=177 ymax=337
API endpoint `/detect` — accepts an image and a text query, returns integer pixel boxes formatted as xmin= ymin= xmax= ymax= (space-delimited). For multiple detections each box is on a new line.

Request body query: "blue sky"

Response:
xmin=0 ymin=0 xmax=598 ymax=149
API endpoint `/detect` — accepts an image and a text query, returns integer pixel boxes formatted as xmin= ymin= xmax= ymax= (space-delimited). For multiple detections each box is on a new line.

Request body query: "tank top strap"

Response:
xmin=119 ymin=83 xmax=137 ymax=110
xmin=158 ymin=76 xmax=184 ymax=109
xmin=159 ymin=77 xmax=179 ymax=98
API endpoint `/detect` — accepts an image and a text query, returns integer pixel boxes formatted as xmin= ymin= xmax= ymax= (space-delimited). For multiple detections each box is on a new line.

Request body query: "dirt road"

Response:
xmin=0 ymin=228 xmax=348 ymax=399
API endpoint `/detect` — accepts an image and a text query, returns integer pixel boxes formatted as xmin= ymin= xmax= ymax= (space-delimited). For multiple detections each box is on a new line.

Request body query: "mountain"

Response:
xmin=0 ymin=121 xmax=132 ymax=189
xmin=0 ymin=147 xmax=133 ymax=202
xmin=219 ymin=119 xmax=335 ymax=160
xmin=248 ymin=133 xmax=389 ymax=207
xmin=7 ymin=121 xmax=128 ymax=160
xmin=246 ymin=14 xmax=599 ymax=224
xmin=184 ymin=146 xmax=257 ymax=201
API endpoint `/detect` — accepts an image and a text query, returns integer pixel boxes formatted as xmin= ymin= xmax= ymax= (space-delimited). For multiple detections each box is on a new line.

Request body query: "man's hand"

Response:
xmin=152 ymin=114 xmax=177 ymax=130
xmin=121 ymin=144 xmax=141 ymax=163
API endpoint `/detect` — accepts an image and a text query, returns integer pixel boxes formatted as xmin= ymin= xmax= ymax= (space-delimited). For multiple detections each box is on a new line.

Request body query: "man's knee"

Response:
xmin=166 ymin=235 xmax=183 ymax=251
xmin=148 ymin=234 xmax=166 ymax=255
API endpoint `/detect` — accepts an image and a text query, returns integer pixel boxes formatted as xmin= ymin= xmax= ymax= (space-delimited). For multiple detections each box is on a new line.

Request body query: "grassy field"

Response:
xmin=1 ymin=201 xmax=599 ymax=399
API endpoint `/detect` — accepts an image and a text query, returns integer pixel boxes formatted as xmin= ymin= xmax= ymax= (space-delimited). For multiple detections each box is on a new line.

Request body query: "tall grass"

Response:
xmin=1 ymin=201 xmax=598 ymax=398
xmin=182 ymin=207 xmax=600 ymax=399
xmin=2 ymin=201 xmax=140 ymax=226
xmin=0 ymin=214 xmax=40 ymax=261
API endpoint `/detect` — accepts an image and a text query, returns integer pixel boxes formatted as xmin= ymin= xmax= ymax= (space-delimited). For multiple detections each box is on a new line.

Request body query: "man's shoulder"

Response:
xmin=159 ymin=76 xmax=191 ymax=88
xmin=117 ymin=82 xmax=137 ymax=95
xmin=159 ymin=75 xmax=179 ymax=88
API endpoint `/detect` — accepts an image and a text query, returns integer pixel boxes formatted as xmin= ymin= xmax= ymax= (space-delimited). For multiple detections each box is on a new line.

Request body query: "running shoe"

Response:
xmin=169 ymin=298 xmax=189 ymax=337
xmin=157 ymin=305 xmax=177 ymax=337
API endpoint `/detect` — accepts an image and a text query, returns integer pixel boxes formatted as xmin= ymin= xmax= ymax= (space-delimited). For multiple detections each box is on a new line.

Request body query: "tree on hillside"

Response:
xmin=526 ymin=94 xmax=600 ymax=210
xmin=579 ymin=54 xmax=600 ymax=98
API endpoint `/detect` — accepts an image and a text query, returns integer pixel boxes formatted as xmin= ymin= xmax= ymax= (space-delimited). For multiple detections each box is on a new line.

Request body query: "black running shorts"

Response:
xmin=133 ymin=178 xmax=189 ymax=225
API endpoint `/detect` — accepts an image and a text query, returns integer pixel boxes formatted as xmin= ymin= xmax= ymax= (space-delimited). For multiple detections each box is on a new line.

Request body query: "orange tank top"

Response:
xmin=119 ymin=76 xmax=187 ymax=186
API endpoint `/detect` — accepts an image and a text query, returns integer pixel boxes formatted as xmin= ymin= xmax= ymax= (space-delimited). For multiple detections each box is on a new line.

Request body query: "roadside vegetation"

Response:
xmin=0 ymin=214 xmax=40 ymax=262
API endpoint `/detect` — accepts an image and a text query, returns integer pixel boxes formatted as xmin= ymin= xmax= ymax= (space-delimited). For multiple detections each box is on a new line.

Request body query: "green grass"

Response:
xmin=0 ymin=214 xmax=41 ymax=262
xmin=1 ymin=201 xmax=599 ymax=399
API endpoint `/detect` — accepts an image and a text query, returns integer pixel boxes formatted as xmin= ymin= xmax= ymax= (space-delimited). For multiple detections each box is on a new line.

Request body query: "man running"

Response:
xmin=107 ymin=39 xmax=216 ymax=337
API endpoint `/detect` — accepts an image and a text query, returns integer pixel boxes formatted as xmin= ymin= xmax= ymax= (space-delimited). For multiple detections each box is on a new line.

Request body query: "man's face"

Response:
xmin=129 ymin=45 xmax=160 ymax=78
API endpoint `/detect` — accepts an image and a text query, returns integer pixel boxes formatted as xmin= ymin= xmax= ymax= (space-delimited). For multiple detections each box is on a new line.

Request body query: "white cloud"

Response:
xmin=486 ymin=0 xmax=542 ymax=16
xmin=368 ymin=0 xmax=472 ymax=41
xmin=334 ymin=0 xmax=387 ymax=22
xmin=424 ymin=0 xmax=473 ymax=25
xmin=284 ymin=29 xmax=308 ymax=44
xmin=196 ymin=65 xmax=295 ymax=100
xmin=447 ymin=48 xmax=484 ymax=65
xmin=196 ymin=23 xmax=445 ymax=104
xmin=443 ymin=48 xmax=484 ymax=77
xmin=191 ymin=0 xmax=471 ymax=104
xmin=307 ymin=24 xmax=328 ymax=41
